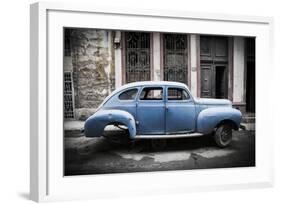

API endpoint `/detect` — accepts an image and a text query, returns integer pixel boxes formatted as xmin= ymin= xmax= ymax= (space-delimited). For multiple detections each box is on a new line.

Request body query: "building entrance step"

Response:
xmin=242 ymin=112 xmax=255 ymax=123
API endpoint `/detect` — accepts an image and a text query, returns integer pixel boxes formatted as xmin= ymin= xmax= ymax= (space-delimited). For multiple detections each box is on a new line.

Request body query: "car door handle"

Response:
xmin=165 ymin=105 xmax=169 ymax=110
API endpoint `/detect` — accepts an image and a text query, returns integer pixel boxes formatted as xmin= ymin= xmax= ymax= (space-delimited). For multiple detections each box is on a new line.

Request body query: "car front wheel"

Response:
xmin=214 ymin=124 xmax=233 ymax=148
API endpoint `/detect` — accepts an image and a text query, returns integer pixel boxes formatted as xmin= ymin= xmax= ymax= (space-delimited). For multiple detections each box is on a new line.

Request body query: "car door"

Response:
xmin=165 ymin=86 xmax=196 ymax=134
xmin=136 ymin=86 xmax=165 ymax=135
xmin=115 ymin=87 xmax=139 ymax=119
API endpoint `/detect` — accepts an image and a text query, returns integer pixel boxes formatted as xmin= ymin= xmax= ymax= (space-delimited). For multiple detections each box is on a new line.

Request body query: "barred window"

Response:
xmin=125 ymin=32 xmax=151 ymax=83
xmin=163 ymin=34 xmax=188 ymax=84
xmin=64 ymin=72 xmax=74 ymax=119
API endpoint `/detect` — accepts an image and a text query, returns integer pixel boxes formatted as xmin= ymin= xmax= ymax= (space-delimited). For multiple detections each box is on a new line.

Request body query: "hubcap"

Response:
xmin=221 ymin=127 xmax=232 ymax=143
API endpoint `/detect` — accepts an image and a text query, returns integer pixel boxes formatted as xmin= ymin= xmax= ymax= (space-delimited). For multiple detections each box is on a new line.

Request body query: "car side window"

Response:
xmin=119 ymin=88 xmax=138 ymax=100
xmin=140 ymin=87 xmax=163 ymax=100
xmin=168 ymin=87 xmax=190 ymax=100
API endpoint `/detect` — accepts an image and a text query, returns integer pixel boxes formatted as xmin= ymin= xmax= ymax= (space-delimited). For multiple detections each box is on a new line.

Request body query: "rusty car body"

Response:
xmin=84 ymin=81 xmax=242 ymax=147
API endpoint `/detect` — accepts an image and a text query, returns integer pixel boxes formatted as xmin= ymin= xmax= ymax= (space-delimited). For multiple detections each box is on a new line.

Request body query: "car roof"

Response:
xmin=100 ymin=81 xmax=190 ymax=107
xmin=113 ymin=81 xmax=189 ymax=96
xmin=119 ymin=81 xmax=188 ymax=90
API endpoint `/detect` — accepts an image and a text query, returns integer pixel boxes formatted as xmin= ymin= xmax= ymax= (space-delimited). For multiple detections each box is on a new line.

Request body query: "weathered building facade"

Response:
xmin=64 ymin=28 xmax=255 ymax=120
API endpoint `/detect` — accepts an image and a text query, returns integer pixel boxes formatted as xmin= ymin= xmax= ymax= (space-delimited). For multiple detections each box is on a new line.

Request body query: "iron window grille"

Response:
xmin=163 ymin=34 xmax=188 ymax=84
xmin=125 ymin=32 xmax=151 ymax=83
xmin=64 ymin=72 xmax=75 ymax=119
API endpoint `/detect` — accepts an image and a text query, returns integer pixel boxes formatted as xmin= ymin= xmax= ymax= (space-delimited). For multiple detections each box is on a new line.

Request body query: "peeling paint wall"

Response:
xmin=233 ymin=37 xmax=245 ymax=103
xmin=153 ymin=32 xmax=161 ymax=81
xmin=190 ymin=34 xmax=198 ymax=97
xmin=68 ymin=29 xmax=115 ymax=120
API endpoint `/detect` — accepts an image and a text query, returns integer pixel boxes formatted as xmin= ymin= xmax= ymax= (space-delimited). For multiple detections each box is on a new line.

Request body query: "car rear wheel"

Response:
xmin=102 ymin=124 xmax=131 ymax=145
xmin=214 ymin=124 xmax=233 ymax=148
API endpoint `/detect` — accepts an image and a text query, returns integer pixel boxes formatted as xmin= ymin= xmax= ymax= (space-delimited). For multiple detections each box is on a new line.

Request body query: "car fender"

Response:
xmin=84 ymin=109 xmax=136 ymax=138
xmin=197 ymin=107 xmax=242 ymax=134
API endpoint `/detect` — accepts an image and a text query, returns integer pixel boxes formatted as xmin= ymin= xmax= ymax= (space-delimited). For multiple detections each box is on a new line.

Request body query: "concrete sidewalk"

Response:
xmin=64 ymin=121 xmax=84 ymax=137
xmin=240 ymin=123 xmax=255 ymax=131
xmin=64 ymin=120 xmax=84 ymax=131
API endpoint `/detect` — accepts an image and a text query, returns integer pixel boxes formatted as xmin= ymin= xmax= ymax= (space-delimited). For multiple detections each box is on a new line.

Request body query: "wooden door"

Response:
xmin=201 ymin=64 xmax=228 ymax=99
xmin=201 ymin=64 xmax=213 ymax=98
xmin=200 ymin=36 xmax=228 ymax=99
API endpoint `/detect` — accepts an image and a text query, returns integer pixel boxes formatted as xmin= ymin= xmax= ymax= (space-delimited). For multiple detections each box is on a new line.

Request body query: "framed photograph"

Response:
xmin=30 ymin=2 xmax=274 ymax=202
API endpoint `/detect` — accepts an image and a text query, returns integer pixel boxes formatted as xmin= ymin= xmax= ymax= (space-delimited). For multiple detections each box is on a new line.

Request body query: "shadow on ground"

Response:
xmin=64 ymin=130 xmax=255 ymax=176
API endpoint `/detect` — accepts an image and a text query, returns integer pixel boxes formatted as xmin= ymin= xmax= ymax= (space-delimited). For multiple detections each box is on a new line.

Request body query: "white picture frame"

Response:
xmin=30 ymin=2 xmax=274 ymax=202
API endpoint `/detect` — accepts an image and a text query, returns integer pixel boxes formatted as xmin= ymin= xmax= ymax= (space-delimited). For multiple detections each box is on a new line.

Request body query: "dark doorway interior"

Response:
xmin=246 ymin=61 xmax=255 ymax=112
xmin=215 ymin=66 xmax=227 ymax=99
xmin=246 ymin=38 xmax=256 ymax=113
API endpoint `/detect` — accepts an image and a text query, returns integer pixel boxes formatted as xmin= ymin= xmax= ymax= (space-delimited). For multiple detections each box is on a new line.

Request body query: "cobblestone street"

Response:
xmin=64 ymin=129 xmax=255 ymax=176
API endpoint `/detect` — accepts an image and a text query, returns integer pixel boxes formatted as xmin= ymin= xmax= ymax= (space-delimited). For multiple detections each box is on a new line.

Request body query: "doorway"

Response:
xmin=245 ymin=38 xmax=256 ymax=113
xmin=215 ymin=65 xmax=227 ymax=99
xmin=200 ymin=64 xmax=228 ymax=99
xmin=246 ymin=61 xmax=255 ymax=112
xmin=200 ymin=36 xmax=229 ymax=99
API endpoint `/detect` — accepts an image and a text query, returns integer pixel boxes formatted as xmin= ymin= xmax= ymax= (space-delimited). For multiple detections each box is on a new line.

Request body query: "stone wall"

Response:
xmin=68 ymin=29 xmax=115 ymax=120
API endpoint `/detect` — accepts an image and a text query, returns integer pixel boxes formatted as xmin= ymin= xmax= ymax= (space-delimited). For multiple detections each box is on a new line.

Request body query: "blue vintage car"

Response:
xmin=84 ymin=81 xmax=242 ymax=147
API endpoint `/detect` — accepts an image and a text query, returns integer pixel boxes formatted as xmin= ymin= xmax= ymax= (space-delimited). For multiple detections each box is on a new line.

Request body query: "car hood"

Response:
xmin=194 ymin=98 xmax=232 ymax=107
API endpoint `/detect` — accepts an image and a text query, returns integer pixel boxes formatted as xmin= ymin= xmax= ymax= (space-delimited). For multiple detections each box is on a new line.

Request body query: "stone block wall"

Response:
xmin=67 ymin=28 xmax=115 ymax=120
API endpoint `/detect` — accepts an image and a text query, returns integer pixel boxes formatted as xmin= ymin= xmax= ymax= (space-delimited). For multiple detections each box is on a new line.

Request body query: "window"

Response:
xmin=64 ymin=29 xmax=72 ymax=57
xmin=168 ymin=88 xmax=190 ymax=100
xmin=64 ymin=72 xmax=74 ymax=119
xmin=125 ymin=32 xmax=151 ymax=83
xmin=163 ymin=34 xmax=188 ymax=84
xmin=119 ymin=88 xmax=138 ymax=100
xmin=140 ymin=87 xmax=163 ymax=100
